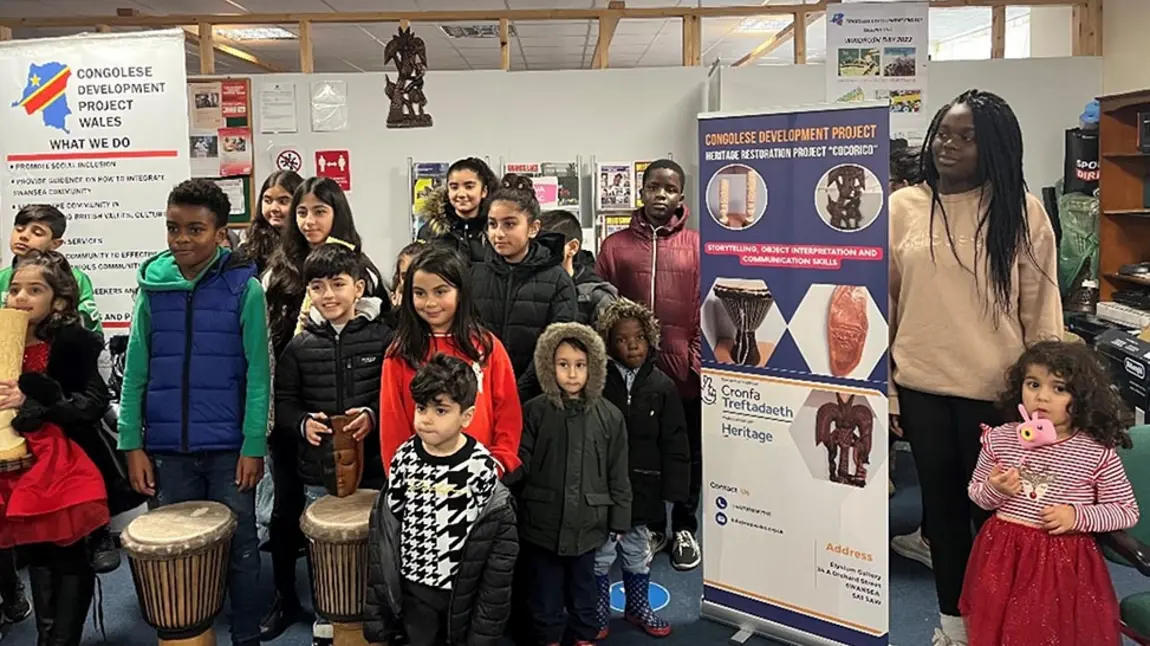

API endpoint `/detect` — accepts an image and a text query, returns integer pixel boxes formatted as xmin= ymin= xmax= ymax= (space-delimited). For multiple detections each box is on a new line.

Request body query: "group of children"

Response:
xmin=0 ymin=143 xmax=1140 ymax=646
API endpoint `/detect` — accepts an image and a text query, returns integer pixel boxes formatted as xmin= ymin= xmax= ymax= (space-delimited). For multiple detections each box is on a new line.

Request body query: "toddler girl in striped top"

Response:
xmin=961 ymin=340 xmax=1138 ymax=646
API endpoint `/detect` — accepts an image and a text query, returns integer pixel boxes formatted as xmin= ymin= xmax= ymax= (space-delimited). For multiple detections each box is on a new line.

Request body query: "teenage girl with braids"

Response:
xmin=239 ymin=170 xmax=303 ymax=275
xmin=888 ymin=89 xmax=1063 ymax=646
xmin=259 ymin=176 xmax=386 ymax=640
xmin=887 ymin=139 xmax=935 ymax=569
xmin=416 ymin=157 xmax=499 ymax=263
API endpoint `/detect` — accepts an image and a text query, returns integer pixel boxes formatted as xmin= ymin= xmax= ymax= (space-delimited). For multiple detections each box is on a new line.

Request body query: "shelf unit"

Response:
xmin=1099 ymin=89 xmax=1150 ymax=301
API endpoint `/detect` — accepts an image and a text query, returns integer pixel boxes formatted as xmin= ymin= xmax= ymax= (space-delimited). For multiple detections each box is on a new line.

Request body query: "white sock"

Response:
xmin=940 ymin=614 xmax=967 ymax=644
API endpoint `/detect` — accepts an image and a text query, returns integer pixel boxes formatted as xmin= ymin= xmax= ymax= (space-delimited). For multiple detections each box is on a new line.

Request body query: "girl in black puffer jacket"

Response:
xmin=473 ymin=173 xmax=577 ymax=383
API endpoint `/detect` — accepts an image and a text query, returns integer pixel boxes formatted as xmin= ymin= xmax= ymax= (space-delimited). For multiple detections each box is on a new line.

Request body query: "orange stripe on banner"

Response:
xmin=7 ymin=150 xmax=179 ymax=162
xmin=704 ymin=579 xmax=884 ymax=636
xmin=20 ymin=68 xmax=71 ymax=114
xmin=701 ymin=367 xmax=882 ymax=398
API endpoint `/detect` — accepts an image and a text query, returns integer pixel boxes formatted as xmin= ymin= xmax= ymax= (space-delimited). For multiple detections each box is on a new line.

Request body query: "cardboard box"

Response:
xmin=1095 ymin=328 xmax=1150 ymax=415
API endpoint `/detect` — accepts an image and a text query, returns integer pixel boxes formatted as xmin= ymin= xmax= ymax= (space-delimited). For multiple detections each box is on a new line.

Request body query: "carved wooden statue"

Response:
xmin=826 ymin=165 xmax=866 ymax=230
xmin=815 ymin=393 xmax=873 ymax=488
xmin=385 ymin=26 xmax=433 ymax=129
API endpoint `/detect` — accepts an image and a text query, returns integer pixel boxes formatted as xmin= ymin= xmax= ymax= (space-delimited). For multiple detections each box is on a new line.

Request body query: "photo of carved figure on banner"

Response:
xmin=385 ymin=26 xmax=433 ymax=129
xmin=815 ymin=393 xmax=874 ymax=488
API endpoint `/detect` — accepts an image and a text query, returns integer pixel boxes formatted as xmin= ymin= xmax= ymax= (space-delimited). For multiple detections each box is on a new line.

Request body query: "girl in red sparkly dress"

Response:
xmin=0 ymin=251 xmax=112 ymax=645
xmin=961 ymin=341 xmax=1138 ymax=646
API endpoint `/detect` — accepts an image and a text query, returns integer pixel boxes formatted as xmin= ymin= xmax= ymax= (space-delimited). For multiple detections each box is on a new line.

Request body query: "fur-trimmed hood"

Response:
xmin=596 ymin=297 xmax=661 ymax=354
xmin=533 ymin=322 xmax=607 ymax=408
xmin=418 ymin=185 xmax=488 ymax=238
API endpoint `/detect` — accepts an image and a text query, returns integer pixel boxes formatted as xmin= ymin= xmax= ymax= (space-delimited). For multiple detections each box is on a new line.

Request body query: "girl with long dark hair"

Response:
xmin=259 ymin=176 xmax=385 ymax=640
xmin=241 ymin=170 xmax=302 ymax=275
xmin=378 ymin=245 xmax=522 ymax=476
xmin=889 ymin=89 xmax=1063 ymax=646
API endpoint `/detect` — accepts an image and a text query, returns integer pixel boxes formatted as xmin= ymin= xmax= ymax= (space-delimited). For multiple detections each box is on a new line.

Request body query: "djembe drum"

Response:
xmin=0 ymin=309 xmax=32 ymax=473
xmin=714 ymin=282 xmax=774 ymax=366
xmin=302 ymin=489 xmax=377 ymax=646
xmin=121 ymin=501 xmax=236 ymax=646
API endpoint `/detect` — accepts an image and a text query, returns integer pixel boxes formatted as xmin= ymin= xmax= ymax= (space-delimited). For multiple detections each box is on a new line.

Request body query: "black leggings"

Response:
xmin=899 ymin=386 xmax=999 ymax=616
xmin=268 ymin=430 xmax=306 ymax=599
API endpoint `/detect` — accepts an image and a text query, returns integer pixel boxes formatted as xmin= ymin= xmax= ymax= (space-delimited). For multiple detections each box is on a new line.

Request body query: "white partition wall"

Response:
xmin=251 ymin=67 xmax=707 ymax=267
xmin=718 ymin=57 xmax=1104 ymax=192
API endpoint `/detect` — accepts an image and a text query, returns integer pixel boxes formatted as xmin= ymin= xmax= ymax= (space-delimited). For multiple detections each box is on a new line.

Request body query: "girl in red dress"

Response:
xmin=961 ymin=340 xmax=1138 ymax=645
xmin=0 ymin=250 xmax=111 ymax=646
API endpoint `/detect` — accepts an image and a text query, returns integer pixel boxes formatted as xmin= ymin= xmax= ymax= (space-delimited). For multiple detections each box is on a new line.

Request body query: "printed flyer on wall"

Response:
xmin=0 ymin=30 xmax=190 ymax=329
xmin=698 ymin=103 xmax=890 ymax=646
xmin=826 ymin=1 xmax=928 ymax=144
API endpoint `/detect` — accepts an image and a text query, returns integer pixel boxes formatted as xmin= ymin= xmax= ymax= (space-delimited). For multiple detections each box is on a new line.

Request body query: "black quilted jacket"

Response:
xmin=472 ymin=232 xmax=577 ymax=378
xmin=363 ymin=481 xmax=519 ymax=645
xmin=274 ymin=297 xmax=392 ymax=488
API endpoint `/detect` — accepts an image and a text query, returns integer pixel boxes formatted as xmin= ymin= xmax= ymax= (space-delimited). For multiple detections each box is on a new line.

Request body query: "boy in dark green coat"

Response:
xmin=519 ymin=321 xmax=632 ymax=646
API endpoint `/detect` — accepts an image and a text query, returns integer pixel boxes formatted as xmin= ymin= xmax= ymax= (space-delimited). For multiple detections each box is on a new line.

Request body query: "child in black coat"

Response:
xmin=593 ymin=298 xmax=690 ymax=639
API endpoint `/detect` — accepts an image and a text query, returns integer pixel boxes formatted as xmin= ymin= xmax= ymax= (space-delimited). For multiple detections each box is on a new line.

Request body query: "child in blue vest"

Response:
xmin=118 ymin=179 xmax=271 ymax=646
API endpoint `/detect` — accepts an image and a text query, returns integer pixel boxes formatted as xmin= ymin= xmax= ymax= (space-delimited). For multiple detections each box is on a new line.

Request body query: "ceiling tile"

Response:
xmin=514 ymin=20 xmax=592 ymax=38
xmin=0 ymin=1 xmax=62 ymax=18
xmin=132 ymin=0 xmax=247 ymax=14
xmin=321 ymin=0 xmax=419 ymax=10
xmin=414 ymin=0 xmax=506 ymax=9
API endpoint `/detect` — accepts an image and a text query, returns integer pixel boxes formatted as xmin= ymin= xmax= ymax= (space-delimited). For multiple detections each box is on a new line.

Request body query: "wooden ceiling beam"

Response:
xmin=732 ymin=11 xmax=824 ymax=68
xmin=182 ymin=26 xmax=283 ymax=73
xmin=198 ymin=21 xmax=216 ymax=74
xmin=0 ymin=1 xmax=1086 ymax=29
xmin=592 ymin=1 xmax=624 ymax=70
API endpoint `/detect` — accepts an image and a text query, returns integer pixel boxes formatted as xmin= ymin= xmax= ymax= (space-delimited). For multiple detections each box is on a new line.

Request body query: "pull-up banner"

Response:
xmin=0 ymin=30 xmax=190 ymax=329
xmin=697 ymin=103 xmax=890 ymax=646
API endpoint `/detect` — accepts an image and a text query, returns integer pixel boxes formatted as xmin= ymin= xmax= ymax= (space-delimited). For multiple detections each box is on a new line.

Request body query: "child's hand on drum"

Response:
xmin=304 ymin=412 xmax=330 ymax=446
xmin=126 ymin=450 xmax=156 ymax=496
xmin=343 ymin=408 xmax=373 ymax=441
xmin=0 ymin=379 xmax=26 ymax=411
xmin=235 ymin=456 xmax=263 ymax=492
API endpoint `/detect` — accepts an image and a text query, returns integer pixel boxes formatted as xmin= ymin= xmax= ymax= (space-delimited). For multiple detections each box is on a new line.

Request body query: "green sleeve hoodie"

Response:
xmin=116 ymin=248 xmax=271 ymax=457
xmin=0 ymin=264 xmax=103 ymax=334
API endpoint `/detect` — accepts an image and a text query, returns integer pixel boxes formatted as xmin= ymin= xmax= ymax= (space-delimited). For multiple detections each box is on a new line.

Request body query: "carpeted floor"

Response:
xmin=2 ymin=448 xmax=1144 ymax=645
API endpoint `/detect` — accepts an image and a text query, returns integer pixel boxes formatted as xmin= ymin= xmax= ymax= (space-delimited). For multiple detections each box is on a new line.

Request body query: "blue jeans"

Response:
xmin=594 ymin=526 xmax=652 ymax=576
xmin=153 ymin=451 xmax=262 ymax=643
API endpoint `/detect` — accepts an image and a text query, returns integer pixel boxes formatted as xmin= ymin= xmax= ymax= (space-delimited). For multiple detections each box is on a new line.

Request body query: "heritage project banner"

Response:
xmin=697 ymin=103 xmax=890 ymax=646
xmin=0 ymin=30 xmax=190 ymax=329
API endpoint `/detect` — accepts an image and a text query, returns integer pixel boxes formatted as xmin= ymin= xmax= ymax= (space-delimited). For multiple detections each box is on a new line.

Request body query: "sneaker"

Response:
xmin=649 ymin=530 xmax=668 ymax=555
xmin=89 ymin=531 xmax=121 ymax=574
xmin=931 ymin=628 xmax=955 ymax=646
xmin=312 ymin=620 xmax=333 ymax=646
xmin=0 ymin=590 xmax=30 ymax=624
xmin=670 ymin=530 xmax=701 ymax=571
xmin=891 ymin=528 xmax=932 ymax=570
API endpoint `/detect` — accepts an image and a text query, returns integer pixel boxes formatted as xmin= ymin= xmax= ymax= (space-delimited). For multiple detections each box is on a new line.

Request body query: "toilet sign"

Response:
xmin=315 ymin=150 xmax=351 ymax=190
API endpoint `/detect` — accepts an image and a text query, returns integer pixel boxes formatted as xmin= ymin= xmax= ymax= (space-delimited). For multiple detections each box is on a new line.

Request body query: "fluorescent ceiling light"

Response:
xmin=217 ymin=26 xmax=297 ymax=41
xmin=440 ymin=24 xmax=517 ymax=39
xmin=735 ymin=17 xmax=792 ymax=33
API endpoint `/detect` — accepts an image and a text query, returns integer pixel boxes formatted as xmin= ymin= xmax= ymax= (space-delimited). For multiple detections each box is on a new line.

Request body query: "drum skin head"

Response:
xmin=121 ymin=501 xmax=237 ymax=559
xmin=301 ymin=489 xmax=377 ymax=543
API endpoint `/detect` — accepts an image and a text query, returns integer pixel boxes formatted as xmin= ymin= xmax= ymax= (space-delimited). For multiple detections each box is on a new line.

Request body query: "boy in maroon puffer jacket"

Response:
xmin=595 ymin=158 xmax=702 ymax=571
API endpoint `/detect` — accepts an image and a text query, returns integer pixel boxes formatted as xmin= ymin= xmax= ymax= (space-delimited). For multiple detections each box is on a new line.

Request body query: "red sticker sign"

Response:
xmin=315 ymin=150 xmax=350 ymax=191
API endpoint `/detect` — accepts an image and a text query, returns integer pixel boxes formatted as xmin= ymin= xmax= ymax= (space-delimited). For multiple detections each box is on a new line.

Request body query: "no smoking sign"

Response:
xmin=274 ymin=148 xmax=303 ymax=173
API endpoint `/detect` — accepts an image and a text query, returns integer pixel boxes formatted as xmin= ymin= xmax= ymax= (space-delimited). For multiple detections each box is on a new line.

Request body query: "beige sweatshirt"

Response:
xmin=889 ymin=185 xmax=1063 ymax=413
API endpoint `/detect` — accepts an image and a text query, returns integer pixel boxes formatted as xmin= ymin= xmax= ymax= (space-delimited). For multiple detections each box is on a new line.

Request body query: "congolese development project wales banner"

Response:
xmin=698 ymin=104 xmax=889 ymax=646
xmin=0 ymin=30 xmax=190 ymax=329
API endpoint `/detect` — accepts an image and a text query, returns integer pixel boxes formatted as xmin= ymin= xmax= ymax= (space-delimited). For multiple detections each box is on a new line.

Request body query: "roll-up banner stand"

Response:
xmin=697 ymin=102 xmax=890 ymax=646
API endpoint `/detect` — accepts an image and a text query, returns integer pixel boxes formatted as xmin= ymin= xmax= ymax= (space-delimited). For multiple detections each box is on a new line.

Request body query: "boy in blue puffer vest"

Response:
xmin=118 ymin=179 xmax=271 ymax=646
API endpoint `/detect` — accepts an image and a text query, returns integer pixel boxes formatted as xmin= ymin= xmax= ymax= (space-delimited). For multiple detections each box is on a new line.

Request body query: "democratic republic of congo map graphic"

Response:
xmin=11 ymin=61 xmax=73 ymax=133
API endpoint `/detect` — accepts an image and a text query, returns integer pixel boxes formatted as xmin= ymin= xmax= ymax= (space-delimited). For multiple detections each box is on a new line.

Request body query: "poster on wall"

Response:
xmin=541 ymin=161 xmax=581 ymax=209
xmin=826 ymin=2 xmax=929 ymax=144
xmin=0 ymin=30 xmax=190 ymax=330
xmin=597 ymin=162 xmax=633 ymax=212
xmin=315 ymin=150 xmax=351 ymax=191
xmin=697 ymin=103 xmax=890 ymax=646
xmin=221 ymin=79 xmax=248 ymax=119
xmin=219 ymin=126 xmax=252 ymax=176
xmin=505 ymin=162 xmax=541 ymax=177
xmin=633 ymin=160 xmax=651 ymax=207
xmin=188 ymin=80 xmax=223 ymax=130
